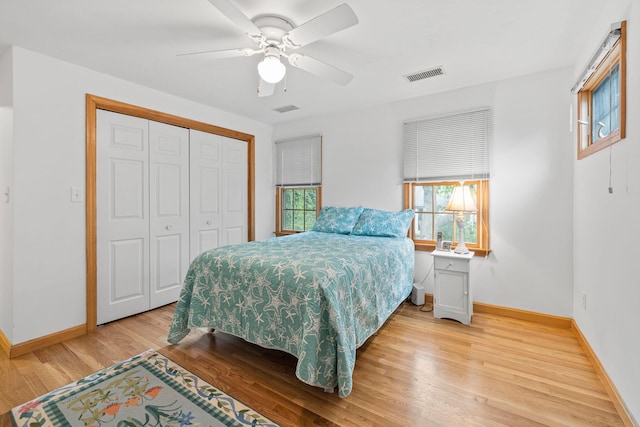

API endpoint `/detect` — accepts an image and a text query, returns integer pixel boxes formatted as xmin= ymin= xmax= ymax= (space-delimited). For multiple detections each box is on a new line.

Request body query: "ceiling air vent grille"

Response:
xmin=404 ymin=66 xmax=444 ymax=83
xmin=273 ymin=105 xmax=299 ymax=113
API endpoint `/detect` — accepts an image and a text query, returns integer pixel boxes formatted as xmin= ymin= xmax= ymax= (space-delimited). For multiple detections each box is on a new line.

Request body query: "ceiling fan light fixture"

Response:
xmin=258 ymin=48 xmax=286 ymax=84
xmin=195 ymin=1 xmax=359 ymax=96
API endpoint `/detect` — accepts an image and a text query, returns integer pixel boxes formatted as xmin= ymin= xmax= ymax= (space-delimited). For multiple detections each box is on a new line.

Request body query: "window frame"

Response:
xmin=275 ymin=186 xmax=322 ymax=236
xmin=576 ymin=21 xmax=626 ymax=160
xmin=404 ymin=180 xmax=490 ymax=256
xmin=274 ymin=134 xmax=322 ymax=236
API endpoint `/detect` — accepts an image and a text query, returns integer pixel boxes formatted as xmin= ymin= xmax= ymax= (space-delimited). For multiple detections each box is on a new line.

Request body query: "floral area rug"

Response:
xmin=10 ymin=349 xmax=279 ymax=427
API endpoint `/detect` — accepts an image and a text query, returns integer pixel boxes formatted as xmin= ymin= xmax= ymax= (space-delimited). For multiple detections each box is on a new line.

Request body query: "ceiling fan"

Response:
xmin=180 ymin=0 xmax=359 ymax=97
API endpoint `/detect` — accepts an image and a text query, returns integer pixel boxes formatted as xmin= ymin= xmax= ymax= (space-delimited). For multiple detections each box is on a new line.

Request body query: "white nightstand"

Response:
xmin=431 ymin=250 xmax=474 ymax=325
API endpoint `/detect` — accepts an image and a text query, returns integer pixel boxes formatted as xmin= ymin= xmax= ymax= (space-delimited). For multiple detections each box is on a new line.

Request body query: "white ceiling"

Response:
xmin=0 ymin=0 xmax=607 ymax=124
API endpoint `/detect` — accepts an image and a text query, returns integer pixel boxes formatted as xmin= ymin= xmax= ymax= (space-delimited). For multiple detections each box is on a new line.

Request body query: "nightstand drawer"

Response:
xmin=434 ymin=256 xmax=470 ymax=272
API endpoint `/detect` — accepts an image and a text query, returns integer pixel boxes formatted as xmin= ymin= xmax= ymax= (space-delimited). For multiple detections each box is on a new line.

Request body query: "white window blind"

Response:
xmin=403 ymin=107 xmax=491 ymax=182
xmin=275 ymin=135 xmax=322 ymax=187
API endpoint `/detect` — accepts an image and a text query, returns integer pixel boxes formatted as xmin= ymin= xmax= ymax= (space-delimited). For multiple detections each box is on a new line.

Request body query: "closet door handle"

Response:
xmin=206 ymin=220 xmax=212 ymax=225
xmin=165 ymin=225 xmax=172 ymax=231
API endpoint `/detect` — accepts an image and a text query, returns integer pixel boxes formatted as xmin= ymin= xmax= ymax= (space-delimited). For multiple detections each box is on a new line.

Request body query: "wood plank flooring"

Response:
xmin=0 ymin=302 xmax=625 ymax=426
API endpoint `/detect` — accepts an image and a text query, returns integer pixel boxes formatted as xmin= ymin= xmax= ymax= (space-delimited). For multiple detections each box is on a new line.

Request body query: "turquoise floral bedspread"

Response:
xmin=167 ymin=231 xmax=414 ymax=397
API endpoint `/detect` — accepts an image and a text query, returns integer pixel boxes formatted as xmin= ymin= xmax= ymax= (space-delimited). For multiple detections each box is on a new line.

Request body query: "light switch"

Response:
xmin=71 ymin=186 xmax=84 ymax=202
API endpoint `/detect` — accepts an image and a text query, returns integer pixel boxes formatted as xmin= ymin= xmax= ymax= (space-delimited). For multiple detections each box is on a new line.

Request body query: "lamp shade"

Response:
xmin=257 ymin=55 xmax=286 ymax=84
xmin=445 ymin=184 xmax=477 ymax=212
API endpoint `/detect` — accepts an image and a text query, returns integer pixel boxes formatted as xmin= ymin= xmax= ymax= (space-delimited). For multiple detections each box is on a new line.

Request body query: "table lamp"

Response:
xmin=445 ymin=183 xmax=477 ymax=254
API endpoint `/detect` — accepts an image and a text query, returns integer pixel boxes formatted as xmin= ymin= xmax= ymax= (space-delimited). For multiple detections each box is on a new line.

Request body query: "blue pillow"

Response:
xmin=351 ymin=208 xmax=415 ymax=238
xmin=312 ymin=206 xmax=365 ymax=234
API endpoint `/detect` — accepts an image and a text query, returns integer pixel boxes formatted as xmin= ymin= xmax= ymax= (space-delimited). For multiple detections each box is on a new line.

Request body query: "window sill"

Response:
xmin=275 ymin=231 xmax=306 ymax=237
xmin=414 ymin=242 xmax=491 ymax=257
xmin=577 ymin=130 xmax=622 ymax=159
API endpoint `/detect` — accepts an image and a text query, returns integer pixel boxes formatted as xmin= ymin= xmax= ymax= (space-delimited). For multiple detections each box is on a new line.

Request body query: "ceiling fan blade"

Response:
xmin=288 ymin=53 xmax=353 ymax=85
xmin=257 ymin=78 xmax=275 ymax=97
xmin=283 ymin=3 xmax=358 ymax=48
xmin=176 ymin=47 xmax=259 ymax=59
xmin=207 ymin=0 xmax=263 ymax=39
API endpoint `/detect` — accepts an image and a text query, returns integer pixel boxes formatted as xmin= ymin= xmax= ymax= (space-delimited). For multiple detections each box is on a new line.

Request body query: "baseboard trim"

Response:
xmin=422 ymin=295 xmax=573 ymax=329
xmin=572 ymin=321 xmax=637 ymax=427
xmin=473 ymin=301 xmax=573 ymax=329
xmin=8 ymin=324 xmax=87 ymax=358
xmin=423 ymin=295 xmax=633 ymax=424
xmin=0 ymin=328 xmax=11 ymax=357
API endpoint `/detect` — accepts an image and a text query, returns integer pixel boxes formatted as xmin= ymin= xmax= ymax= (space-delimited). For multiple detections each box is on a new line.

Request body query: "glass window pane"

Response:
xmin=435 ymin=185 xmax=454 ymax=212
xmin=435 ymin=213 xmax=454 ymax=241
xmin=610 ymin=64 xmax=620 ymax=133
xmin=293 ymin=189 xmax=304 ymax=209
xmin=414 ymin=185 xmax=432 ymax=212
xmin=414 ymin=212 xmax=432 ymax=240
xmin=463 ymin=213 xmax=478 ymax=244
xmin=283 ymin=189 xmax=293 ymax=209
xmin=283 ymin=210 xmax=293 ymax=230
xmin=293 ymin=210 xmax=305 ymax=231
xmin=305 ymin=189 xmax=316 ymax=210
xmin=305 ymin=211 xmax=316 ymax=230
xmin=592 ymin=64 xmax=620 ymax=142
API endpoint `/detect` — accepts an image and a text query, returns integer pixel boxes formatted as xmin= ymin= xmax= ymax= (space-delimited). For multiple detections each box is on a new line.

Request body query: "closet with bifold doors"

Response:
xmin=96 ymin=110 xmax=247 ymax=325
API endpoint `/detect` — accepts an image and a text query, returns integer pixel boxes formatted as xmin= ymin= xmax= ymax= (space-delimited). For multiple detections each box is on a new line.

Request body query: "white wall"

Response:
xmin=274 ymin=67 xmax=575 ymax=318
xmin=572 ymin=0 xmax=639 ymax=422
xmin=0 ymin=47 xmax=14 ymax=342
xmin=8 ymin=46 xmax=274 ymax=344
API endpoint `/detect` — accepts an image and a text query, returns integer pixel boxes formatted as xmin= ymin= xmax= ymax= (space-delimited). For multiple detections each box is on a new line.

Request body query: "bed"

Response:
xmin=167 ymin=207 xmax=415 ymax=397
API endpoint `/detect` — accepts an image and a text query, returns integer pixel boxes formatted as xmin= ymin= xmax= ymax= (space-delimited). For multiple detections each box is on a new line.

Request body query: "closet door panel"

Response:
xmin=97 ymin=110 xmax=150 ymax=325
xmin=149 ymin=121 xmax=190 ymax=308
xmin=189 ymin=130 xmax=222 ymax=261
xmin=197 ymin=230 xmax=220 ymax=255
xmin=222 ymin=137 xmax=248 ymax=246
xmin=154 ymin=234 xmax=183 ymax=290
xmin=109 ymin=239 xmax=146 ymax=300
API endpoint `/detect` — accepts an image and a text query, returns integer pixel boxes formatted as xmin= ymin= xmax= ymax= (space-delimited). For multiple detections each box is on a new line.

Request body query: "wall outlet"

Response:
xmin=582 ymin=292 xmax=587 ymax=310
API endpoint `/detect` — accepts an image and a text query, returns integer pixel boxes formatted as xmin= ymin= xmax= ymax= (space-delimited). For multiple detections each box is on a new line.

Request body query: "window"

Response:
xmin=277 ymin=187 xmax=320 ymax=232
xmin=275 ymin=135 xmax=322 ymax=235
xmin=574 ymin=21 xmax=626 ymax=159
xmin=406 ymin=180 xmax=489 ymax=256
xmin=403 ymin=108 xmax=491 ymax=255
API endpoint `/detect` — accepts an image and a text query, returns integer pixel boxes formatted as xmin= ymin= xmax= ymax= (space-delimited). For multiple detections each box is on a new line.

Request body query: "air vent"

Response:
xmin=403 ymin=66 xmax=444 ymax=83
xmin=273 ymin=105 xmax=300 ymax=113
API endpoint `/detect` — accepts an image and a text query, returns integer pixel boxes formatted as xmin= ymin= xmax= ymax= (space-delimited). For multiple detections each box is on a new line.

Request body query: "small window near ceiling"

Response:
xmin=275 ymin=135 xmax=322 ymax=236
xmin=574 ymin=21 xmax=626 ymax=159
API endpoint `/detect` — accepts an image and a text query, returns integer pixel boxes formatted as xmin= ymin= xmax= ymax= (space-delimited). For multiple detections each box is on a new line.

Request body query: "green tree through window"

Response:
xmin=281 ymin=188 xmax=318 ymax=232
xmin=407 ymin=180 xmax=488 ymax=255
xmin=414 ymin=183 xmax=477 ymax=244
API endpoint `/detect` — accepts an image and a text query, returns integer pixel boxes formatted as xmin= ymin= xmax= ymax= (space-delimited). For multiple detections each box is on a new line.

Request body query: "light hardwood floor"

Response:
xmin=0 ymin=302 xmax=626 ymax=426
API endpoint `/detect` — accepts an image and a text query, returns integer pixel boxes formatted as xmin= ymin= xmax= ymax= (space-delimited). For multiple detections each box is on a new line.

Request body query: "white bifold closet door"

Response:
xmin=97 ymin=110 xmax=189 ymax=325
xmin=221 ymin=134 xmax=249 ymax=246
xmin=189 ymin=130 xmax=248 ymax=261
xmin=149 ymin=121 xmax=190 ymax=308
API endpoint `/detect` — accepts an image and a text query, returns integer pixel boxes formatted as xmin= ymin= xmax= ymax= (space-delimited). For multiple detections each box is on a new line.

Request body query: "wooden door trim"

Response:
xmin=86 ymin=94 xmax=255 ymax=332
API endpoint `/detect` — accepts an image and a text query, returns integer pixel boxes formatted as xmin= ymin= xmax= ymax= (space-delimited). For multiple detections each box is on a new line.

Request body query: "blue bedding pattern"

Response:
xmin=167 ymin=231 xmax=414 ymax=397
